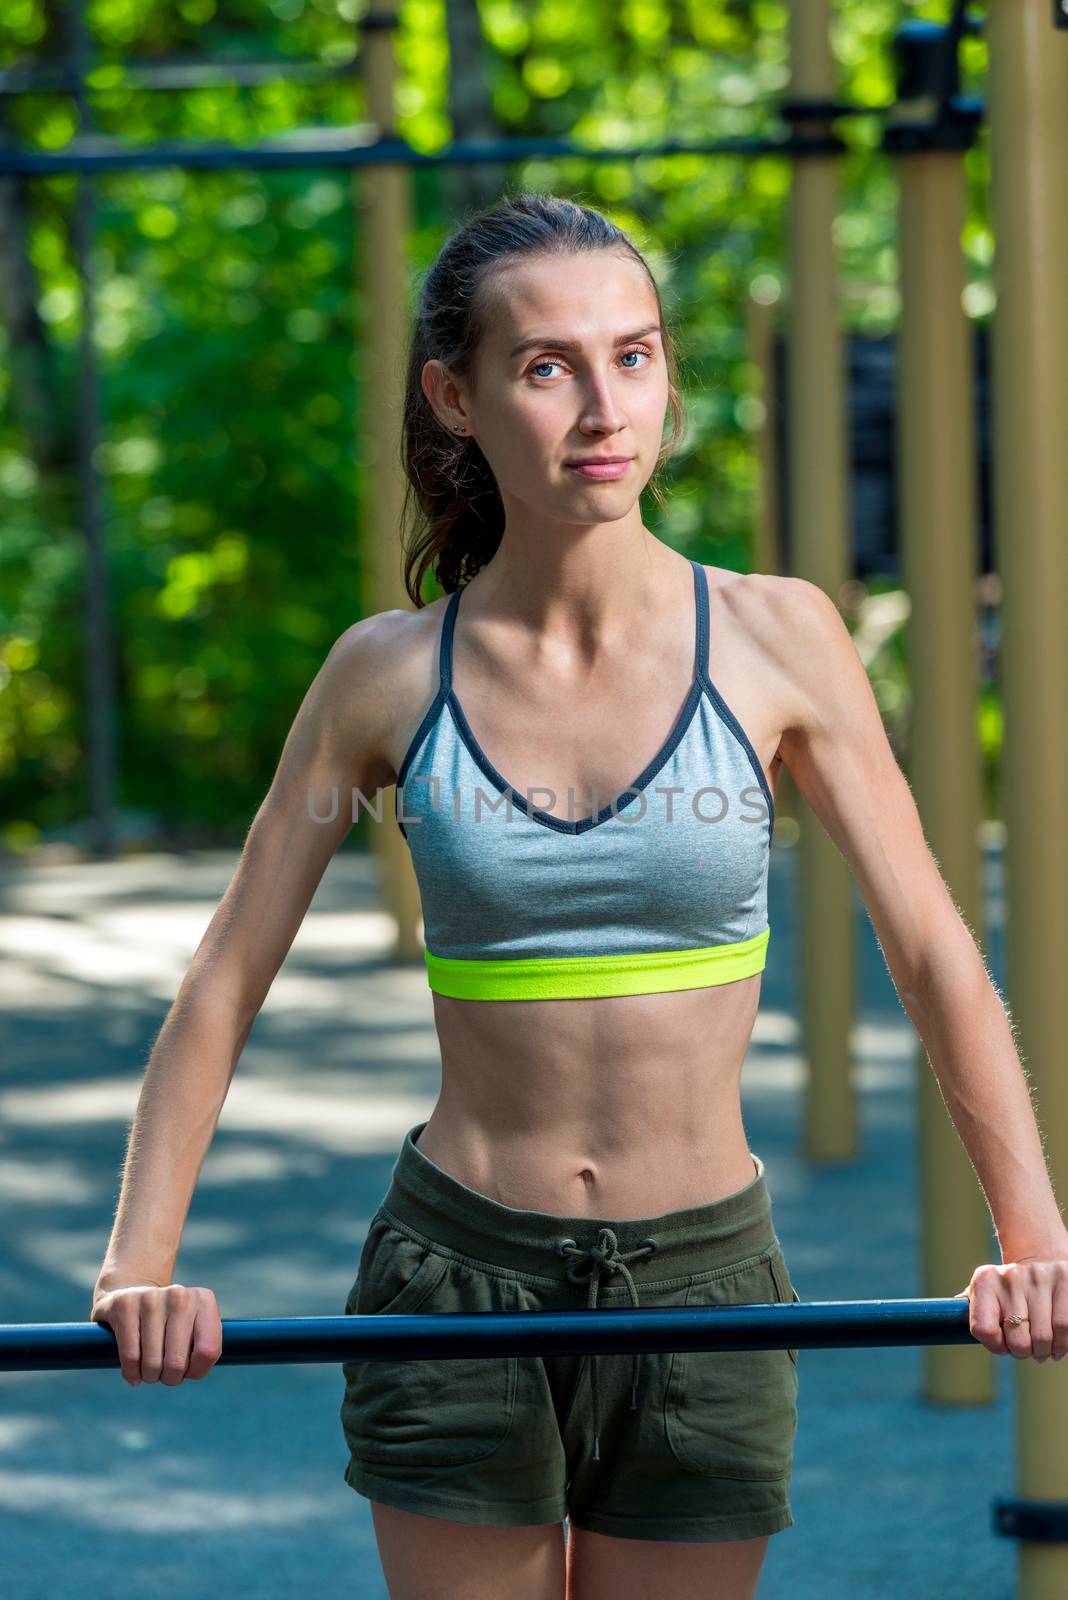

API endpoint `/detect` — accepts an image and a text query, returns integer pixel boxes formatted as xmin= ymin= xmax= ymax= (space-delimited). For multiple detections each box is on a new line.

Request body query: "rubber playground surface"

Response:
xmin=0 ymin=840 xmax=1015 ymax=1598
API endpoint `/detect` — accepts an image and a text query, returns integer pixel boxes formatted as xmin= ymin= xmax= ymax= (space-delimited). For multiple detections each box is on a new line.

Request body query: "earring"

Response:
xmin=452 ymin=425 xmax=466 ymax=434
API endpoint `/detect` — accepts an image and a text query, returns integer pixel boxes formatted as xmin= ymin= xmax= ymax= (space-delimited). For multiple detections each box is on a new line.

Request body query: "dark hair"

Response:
xmin=399 ymin=191 xmax=688 ymax=607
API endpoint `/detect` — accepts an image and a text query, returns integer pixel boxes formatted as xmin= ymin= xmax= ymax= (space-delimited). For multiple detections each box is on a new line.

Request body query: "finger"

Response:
xmin=1017 ymin=1268 xmax=1053 ymax=1362
xmin=969 ymin=1277 xmax=1008 ymax=1356
xmin=1053 ymin=1273 xmax=1068 ymax=1361
xmin=137 ymin=1288 xmax=167 ymax=1383
xmin=1001 ymin=1280 xmax=1041 ymax=1361
xmin=106 ymin=1299 xmax=144 ymax=1388
xmin=185 ymin=1299 xmax=224 ymax=1381
xmin=160 ymin=1285 xmax=197 ymax=1385
xmin=1003 ymin=1310 xmax=1037 ymax=1360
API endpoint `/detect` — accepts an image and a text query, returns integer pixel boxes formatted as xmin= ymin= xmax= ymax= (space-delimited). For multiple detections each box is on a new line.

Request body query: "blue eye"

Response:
xmin=525 ymin=346 xmax=653 ymax=381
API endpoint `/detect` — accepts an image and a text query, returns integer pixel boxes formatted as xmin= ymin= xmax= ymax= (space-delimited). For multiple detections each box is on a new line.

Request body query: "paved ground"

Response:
xmin=0 ymin=836 xmax=1018 ymax=1598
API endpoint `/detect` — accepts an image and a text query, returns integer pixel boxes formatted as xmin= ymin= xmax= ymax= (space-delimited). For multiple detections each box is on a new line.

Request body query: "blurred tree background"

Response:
xmin=0 ymin=0 xmax=998 ymax=854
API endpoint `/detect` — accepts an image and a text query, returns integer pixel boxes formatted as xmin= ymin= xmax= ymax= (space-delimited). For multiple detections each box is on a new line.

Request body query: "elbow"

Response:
xmin=905 ymin=935 xmax=995 ymax=1024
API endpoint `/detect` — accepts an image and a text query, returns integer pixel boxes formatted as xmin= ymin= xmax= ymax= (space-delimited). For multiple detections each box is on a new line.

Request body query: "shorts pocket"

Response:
xmin=344 ymin=1216 xmax=449 ymax=1319
xmin=664 ymin=1250 xmax=799 ymax=1481
xmin=340 ymin=1228 xmax=518 ymax=1471
xmin=768 ymin=1250 xmax=801 ymax=1367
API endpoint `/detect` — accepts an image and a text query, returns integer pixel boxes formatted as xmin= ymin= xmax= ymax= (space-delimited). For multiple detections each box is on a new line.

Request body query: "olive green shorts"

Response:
xmin=339 ymin=1122 xmax=801 ymax=1543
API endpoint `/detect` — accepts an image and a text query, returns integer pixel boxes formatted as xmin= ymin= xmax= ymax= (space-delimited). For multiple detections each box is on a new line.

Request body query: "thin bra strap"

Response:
xmin=439 ymin=584 xmax=463 ymax=694
xmin=691 ymin=558 xmax=711 ymax=691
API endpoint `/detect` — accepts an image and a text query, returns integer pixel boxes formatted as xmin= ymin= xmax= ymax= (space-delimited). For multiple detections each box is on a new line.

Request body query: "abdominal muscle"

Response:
xmin=415 ymin=972 xmax=763 ymax=1219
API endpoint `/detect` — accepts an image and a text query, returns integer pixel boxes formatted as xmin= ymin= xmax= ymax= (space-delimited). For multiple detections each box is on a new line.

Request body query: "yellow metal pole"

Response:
xmin=745 ymin=288 xmax=783 ymax=580
xmin=746 ymin=288 xmax=797 ymax=833
xmin=358 ymin=10 xmax=423 ymax=960
xmin=986 ymin=4 xmax=1068 ymax=1592
xmin=785 ymin=0 xmax=855 ymax=1162
xmin=888 ymin=90 xmax=992 ymax=1408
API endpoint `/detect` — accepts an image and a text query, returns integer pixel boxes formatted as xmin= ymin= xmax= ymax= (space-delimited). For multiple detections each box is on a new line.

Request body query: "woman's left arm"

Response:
xmin=766 ymin=575 xmax=1068 ymax=1364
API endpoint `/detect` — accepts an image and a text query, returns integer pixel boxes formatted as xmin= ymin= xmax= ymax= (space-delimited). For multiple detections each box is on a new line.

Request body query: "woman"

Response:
xmin=92 ymin=193 xmax=1067 ymax=1600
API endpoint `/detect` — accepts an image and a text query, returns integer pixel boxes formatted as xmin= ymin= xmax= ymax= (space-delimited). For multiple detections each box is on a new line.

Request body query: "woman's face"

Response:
xmin=425 ymin=250 xmax=670 ymax=527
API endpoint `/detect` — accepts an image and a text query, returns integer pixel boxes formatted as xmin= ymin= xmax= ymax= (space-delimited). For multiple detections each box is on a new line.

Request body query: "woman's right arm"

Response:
xmin=91 ymin=610 xmax=403 ymax=1384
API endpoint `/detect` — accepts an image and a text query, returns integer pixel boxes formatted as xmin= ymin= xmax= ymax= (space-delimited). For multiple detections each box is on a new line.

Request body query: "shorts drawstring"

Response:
xmin=557 ymin=1229 xmax=658 ymax=1463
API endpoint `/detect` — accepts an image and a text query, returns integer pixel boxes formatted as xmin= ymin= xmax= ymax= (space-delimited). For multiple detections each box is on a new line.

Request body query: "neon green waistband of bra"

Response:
xmin=423 ymin=925 xmax=771 ymax=1001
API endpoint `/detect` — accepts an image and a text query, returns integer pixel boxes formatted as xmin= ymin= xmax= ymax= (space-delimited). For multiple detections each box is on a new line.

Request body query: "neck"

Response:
xmin=467 ymin=535 xmax=687 ymax=641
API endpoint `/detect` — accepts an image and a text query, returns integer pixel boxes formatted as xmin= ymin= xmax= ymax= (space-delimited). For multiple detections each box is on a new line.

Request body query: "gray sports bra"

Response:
xmin=395 ymin=558 xmax=774 ymax=1001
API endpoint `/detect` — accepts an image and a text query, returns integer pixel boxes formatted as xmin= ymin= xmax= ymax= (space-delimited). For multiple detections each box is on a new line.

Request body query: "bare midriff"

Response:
xmin=415 ymin=972 xmax=764 ymax=1218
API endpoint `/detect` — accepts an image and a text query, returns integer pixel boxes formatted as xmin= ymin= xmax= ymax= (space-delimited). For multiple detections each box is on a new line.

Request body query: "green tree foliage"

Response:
xmin=0 ymin=0 xmax=996 ymax=850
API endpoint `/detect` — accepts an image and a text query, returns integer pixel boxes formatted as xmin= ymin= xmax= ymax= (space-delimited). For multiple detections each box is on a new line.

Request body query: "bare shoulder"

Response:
xmin=698 ymin=563 xmax=834 ymax=670
xmin=750 ymin=575 xmax=863 ymax=731
xmin=329 ymin=597 xmax=448 ymax=787
xmin=316 ymin=607 xmax=412 ymax=792
xmin=700 ymin=567 xmax=859 ymax=740
xmin=330 ymin=602 xmax=423 ymax=687
xmin=702 ymin=566 xmax=836 ymax=639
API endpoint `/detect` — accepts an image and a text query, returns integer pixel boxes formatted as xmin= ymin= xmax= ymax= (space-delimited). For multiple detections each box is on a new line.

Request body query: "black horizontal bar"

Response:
xmin=0 ymin=55 xmax=361 ymax=96
xmin=993 ymin=1495 xmax=1068 ymax=1544
xmin=0 ymin=128 xmax=832 ymax=178
xmin=1 ymin=1299 xmax=975 ymax=1372
xmin=778 ymin=96 xmax=894 ymax=120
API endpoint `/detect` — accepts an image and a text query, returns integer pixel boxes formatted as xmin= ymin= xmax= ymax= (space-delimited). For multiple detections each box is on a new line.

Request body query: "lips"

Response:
xmin=566 ymin=457 xmax=634 ymax=480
